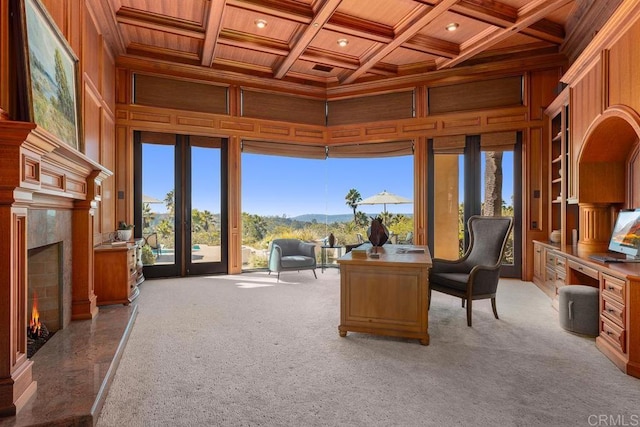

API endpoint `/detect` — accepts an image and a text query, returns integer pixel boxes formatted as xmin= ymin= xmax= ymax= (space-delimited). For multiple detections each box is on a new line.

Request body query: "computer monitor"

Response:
xmin=608 ymin=208 xmax=640 ymax=260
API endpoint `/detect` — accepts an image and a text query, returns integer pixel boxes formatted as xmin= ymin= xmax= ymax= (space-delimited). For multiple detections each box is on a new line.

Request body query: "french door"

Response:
xmin=134 ymin=131 xmax=228 ymax=278
xmin=428 ymin=133 xmax=521 ymax=278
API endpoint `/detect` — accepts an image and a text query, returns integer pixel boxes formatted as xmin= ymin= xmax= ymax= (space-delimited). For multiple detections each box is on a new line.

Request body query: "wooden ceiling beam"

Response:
xmin=341 ymin=0 xmax=459 ymax=84
xmin=404 ymin=33 xmax=459 ymax=58
xmin=436 ymin=0 xmax=572 ymax=70
xmin=218 ymin=29 xmax=291 ymax=56
xmin=273 ymin=0 xmax=343 ymax=79
xmin=201 ymin=0 xmax=227 ymax=66
xmin=216 ymin=30 xmax=393 ymax=76
xmin=226 ymin=0 xmax=313 ymax=23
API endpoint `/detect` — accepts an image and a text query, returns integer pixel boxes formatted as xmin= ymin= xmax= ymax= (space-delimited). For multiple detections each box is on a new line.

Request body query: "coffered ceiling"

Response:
xmin=97 ymin=0 xmax=621 ymax=87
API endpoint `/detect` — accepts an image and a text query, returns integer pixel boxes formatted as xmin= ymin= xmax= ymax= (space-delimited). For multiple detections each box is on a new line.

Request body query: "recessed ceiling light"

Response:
xmin=445 ymin=23 xmax=459 ymax=32
xmin=337 ymin=38 xmax=349 ymax=47
xmin=255 ymin=19 xmax=267 ymax=29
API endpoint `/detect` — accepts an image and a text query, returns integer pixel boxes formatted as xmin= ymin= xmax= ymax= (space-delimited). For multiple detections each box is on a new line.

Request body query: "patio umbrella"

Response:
xmin=143 ymin=194 xmax=163 ymax=204
xmin=357 ymin=190 xmax=412 ymax=213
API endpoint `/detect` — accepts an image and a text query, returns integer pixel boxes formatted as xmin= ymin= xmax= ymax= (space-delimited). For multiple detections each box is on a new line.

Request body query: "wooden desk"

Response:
xmin=337 ymin=244 xmax=432 ymax=345
xmin=533 ymin=241 xmax=640 ymax=379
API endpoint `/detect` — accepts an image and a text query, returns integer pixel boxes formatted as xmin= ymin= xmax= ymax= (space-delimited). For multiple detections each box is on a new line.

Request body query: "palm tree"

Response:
xmin=345 ymin=189 xmax=362 ymax=224
xmin=483 ymin=151 xmax=503 ymax=216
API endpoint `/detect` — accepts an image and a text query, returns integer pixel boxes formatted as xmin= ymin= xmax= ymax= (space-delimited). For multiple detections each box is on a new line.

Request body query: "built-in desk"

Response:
xmin=533 ymin=241 xmax=640 ymax=379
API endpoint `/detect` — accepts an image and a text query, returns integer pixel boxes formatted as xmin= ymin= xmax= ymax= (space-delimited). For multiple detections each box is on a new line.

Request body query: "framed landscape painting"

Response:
xmin=21 ymin=0 xmax=80 ymax=150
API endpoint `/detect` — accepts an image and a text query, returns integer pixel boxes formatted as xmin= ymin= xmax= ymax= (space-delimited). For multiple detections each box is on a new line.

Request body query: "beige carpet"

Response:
xmin=97 ymin=270 xmax=640 ymax=426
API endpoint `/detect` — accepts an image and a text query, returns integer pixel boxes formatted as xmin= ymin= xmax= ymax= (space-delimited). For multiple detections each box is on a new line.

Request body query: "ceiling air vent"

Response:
xmin=312 ymin=64 xmax=333 ymax=73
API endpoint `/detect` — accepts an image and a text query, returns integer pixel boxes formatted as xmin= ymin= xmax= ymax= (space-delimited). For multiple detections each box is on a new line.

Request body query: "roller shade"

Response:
xmin=328 ymin=141 xmax=414 ymax=158
xmin=481 ymin=131 xmax=516 ymax=151
xmin=432 ymin=135 xmax=465 ymax=154
xmin=241 ymin=140 xmax=327 ymax=159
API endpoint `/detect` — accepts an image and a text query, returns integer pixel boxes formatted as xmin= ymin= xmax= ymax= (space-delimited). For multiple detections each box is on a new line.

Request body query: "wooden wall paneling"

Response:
xmin=102 ymin=42 xmax=115 ymax=111
xmin=82 ymin=1 xmax=101 ymax=94
xmin=629 ymin=146 xmax=640 ymax=208
xmin=228 ymin=85 xmax=240 ymax=117
xmin=118 ymin=104 xmax=327 ymax=145
xmin=115 ymin=125 xmax=129 ymax=226
xmin=100 ymin=111 xmax=115 ymax=235
xmin=82 ymin=83 xmax=101 ymax=162
xmin=608 ymin=19 xmax=640 ymax=112
xmin=228 ymin=135 xmax=242 ymax=274
xmin=0 ymin=0 xmax=9 ymax=119
xmin=115 ymin=68 xmax=130 ymax=105
xmin=529 ymin=69 xmax=565 ymax=122
xmin=523 ymin=126 xmax=545 ymax=281
xmin=413 ymin=136 xmax=427 ymax=246
xmin=571 ymin=57 xmax=603 ymax=169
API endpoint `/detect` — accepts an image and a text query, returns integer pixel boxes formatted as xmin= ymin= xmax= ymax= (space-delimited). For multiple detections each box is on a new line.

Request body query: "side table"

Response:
xmin=320 ymin=245 xmax=344 ymax=272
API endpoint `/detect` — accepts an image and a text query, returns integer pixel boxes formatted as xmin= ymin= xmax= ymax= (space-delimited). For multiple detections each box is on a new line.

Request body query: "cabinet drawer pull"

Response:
xmin=607 ymin=308 xmax=615 ymax=313
xmin=608 ymin=286 xmax=614 ymax=291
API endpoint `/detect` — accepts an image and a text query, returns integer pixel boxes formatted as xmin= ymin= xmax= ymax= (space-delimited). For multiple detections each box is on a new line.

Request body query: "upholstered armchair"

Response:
xmin=429 ymin=215 xmax=513 ymax=326
xmin=268 ymin=238 xmax=317 ymax=282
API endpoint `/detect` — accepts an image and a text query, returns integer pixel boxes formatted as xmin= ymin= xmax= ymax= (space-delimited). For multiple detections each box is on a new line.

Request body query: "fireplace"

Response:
xmin=0 ymin=121 xmax=112 ymax=416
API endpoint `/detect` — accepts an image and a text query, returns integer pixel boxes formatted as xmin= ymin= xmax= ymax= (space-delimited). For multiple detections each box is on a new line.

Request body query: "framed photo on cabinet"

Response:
xmin=14 ymin=0 xmax=80 ymax=150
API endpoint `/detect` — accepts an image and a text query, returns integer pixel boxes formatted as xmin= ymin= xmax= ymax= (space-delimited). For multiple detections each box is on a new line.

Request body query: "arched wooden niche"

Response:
xmin=576 ymin=105 xmax=640 ymax=254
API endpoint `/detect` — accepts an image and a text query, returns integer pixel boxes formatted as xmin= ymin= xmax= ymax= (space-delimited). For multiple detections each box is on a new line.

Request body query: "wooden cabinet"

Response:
xmin=599 ymin=273 xmax=626 ymax=355
xmin=533 ymin=241 xmax=565 ymax=301
xmin=94 ymin=243 xmax=140 ymax=306
xmin=533 ymin=242 xmax=640 ymax=379
xmin=533 ymin=241 xmax=544 ymax=284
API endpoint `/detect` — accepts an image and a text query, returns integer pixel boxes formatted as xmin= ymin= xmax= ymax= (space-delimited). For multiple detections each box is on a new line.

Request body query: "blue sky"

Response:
xmin=142 ymin=145 xmax=514 ymax=217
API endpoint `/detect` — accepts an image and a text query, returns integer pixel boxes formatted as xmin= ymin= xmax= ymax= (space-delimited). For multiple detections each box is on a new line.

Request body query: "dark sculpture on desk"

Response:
xmin=367 ymin=217 xmax=389 ymax=248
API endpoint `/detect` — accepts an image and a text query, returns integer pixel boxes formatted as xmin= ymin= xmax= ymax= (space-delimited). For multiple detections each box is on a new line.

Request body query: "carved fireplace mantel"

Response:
xmin=0 ymin=120 xmax=112 ymax=416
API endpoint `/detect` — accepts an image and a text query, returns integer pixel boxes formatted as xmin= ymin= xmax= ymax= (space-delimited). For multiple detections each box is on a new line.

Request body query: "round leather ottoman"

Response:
xmin=558 ymin=285 xmax=599 ymax=337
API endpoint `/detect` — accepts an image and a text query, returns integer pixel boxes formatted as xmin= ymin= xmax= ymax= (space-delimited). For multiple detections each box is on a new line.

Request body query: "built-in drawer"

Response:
xmin=600 ymin=316 xmax=626 ymax=353
xmin=601 ymin=273 xmax=625 ymax=303
xmin=555 ymin=255 xmax=566 ymax=272
xmin=544 ymin=267 xmax=556 ymax=294
xmin=602 ymin=294 xmax=625 ymax=328
xmin=568 ymin=259 xmax=598 ymax=280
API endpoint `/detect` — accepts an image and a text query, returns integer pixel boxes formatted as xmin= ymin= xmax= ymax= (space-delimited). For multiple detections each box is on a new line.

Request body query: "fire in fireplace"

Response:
xmin=27 ymin=292 xmax=52 ymax=358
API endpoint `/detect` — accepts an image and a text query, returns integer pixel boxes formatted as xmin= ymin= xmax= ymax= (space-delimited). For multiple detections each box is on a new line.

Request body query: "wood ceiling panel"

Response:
xmin=222 ymin=5 xmax=301 ymax=43
xmin=101 ymin=0 xmax=620 ymax=87
xmin=418 ymin=11 xmax=493 ymax=44
xmin=309 ymin=29 xmax=376 ymax=59
xmin=215 ymin=44 xmax=280 ymax=69
xmin=120 ymin=0 xmax=208 ymax=25
xmin=335 ymin=0 xmax=419 ymax=27
xmin=120 ymin=24 xmax=201 ymax=54
xmin=382 ymin=46 xmax=437 ymax=66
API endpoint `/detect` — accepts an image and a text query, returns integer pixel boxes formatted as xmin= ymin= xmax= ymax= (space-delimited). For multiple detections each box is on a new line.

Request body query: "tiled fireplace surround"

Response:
xmin=0 ymin=121 xmax=111 ymax=416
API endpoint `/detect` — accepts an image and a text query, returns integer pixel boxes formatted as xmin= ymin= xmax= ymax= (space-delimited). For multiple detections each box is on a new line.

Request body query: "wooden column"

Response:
xmin=577 ymin=202 xmax=612 ymax=256
xmin=0 ymin=124 xmax=38 ymax=416
xmin=71 ymin=171 xmax=100 ymax=320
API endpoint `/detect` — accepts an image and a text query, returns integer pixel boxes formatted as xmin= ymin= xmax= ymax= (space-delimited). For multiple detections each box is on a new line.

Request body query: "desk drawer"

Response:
xmin=600 ymin=317 xmax=626 ymax=353
xmin=568 ymin=260 xmax=598 ymax=280
xmin=601 ymin=294 xmax=625 ymax=328
xmin=601 ymin=273 xmax=625 ymax=303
